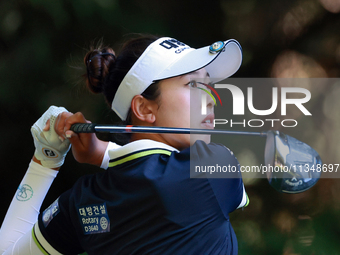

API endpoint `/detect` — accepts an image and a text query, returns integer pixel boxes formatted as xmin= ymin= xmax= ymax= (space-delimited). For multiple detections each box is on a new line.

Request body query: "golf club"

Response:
xmin=265 ymin=130 xmax=322 ymax=193
xmin=71 ymin=123 xmax=322 ymax=193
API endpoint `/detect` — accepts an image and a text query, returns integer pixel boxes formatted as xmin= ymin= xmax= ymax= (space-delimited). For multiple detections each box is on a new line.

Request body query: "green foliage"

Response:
xmin=1 ymin=0 xmax=340 ymax=254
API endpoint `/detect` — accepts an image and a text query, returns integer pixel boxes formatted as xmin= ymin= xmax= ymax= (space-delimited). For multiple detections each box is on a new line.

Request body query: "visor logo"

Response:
xmin=175 ymin=46 xmax=190 ymax=54
xmin=159 ymin=39 xmax=186 ymax=49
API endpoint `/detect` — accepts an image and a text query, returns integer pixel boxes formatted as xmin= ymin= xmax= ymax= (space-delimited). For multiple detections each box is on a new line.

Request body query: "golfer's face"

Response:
xmin=153 ymin=68 xmax=214 ymax=150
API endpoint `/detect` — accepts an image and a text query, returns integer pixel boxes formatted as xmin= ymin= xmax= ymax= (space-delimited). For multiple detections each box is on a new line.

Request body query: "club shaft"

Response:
xmin=71 ymin=123 xmax=268 ymax=137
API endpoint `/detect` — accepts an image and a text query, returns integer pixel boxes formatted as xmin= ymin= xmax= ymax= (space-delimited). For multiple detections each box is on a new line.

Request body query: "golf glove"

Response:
xmin=31 ymin=106 xmax=71 ymax=168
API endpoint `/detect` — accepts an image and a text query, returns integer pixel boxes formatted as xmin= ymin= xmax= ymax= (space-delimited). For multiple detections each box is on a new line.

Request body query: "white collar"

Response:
xmin=108 ymin=139 xmax=179 ymax=160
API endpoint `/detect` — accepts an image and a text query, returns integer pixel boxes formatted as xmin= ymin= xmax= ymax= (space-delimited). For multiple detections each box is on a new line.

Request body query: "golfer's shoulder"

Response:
xmin=59 ymin=171 xmax=108 ymax=204
xmin=191 ymin=140 xmax=234 ymax=155
xmin=188 ymin=140 xmax=238 ymax=163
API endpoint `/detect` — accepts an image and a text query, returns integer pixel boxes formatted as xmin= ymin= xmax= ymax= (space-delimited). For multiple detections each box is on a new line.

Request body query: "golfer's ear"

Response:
xmin=131 ymin=95 xmax=156 ymax=123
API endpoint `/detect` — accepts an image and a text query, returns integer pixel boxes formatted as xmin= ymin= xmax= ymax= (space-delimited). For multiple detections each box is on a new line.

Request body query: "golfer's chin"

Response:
xmin=190 ymin=134 xmax=211 ymax=146
xmin=200 ymin=122 xmax=214 ymax=129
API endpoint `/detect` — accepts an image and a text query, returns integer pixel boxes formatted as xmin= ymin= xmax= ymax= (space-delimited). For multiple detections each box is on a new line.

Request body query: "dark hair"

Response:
xmin=84 ymin=35 xmax=161 ymax=143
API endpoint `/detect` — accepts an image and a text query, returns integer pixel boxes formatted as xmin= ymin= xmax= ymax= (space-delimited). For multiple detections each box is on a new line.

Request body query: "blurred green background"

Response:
xmin=1 ymin=0 xmax=340 ymax=254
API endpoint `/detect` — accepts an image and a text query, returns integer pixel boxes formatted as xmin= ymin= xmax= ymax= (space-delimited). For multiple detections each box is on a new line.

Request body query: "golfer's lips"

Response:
xmin=201 ymin=113 xmax=214 ymax=129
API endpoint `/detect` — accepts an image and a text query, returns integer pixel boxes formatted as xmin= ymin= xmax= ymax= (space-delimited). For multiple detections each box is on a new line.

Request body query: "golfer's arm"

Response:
xmin=2 ymin=227 xmax=45 ymax=255
xmin=0 ymin=159 xmax=58 ymax=253
xmin=0 ymin=141 xmax=116 ymax=253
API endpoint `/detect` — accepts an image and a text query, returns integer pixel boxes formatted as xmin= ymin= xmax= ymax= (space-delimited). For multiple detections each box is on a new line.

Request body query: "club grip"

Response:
xmin=70 ymin=123 xmax=97 ymax=133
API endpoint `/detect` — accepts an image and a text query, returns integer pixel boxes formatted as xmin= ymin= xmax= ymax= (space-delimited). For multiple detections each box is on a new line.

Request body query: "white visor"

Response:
xmin=112 ymin=37 xmax=242 ymax=120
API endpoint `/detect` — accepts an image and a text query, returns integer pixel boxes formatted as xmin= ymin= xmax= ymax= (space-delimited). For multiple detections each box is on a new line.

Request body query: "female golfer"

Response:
xmin=0 ymin=35 xmax=248 ymax=254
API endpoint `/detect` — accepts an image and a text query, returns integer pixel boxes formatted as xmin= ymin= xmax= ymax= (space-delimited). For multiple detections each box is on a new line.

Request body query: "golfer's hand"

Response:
xmin=54 ymin=112 xmax=108 ymax=167
xmin=31 ymin=106 xmax=71 ymax=169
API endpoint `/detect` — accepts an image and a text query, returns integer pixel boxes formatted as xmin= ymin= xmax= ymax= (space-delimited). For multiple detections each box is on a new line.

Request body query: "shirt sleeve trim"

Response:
xmin=32 ymin=223 xmax=63 ymax=255
xmin=245 ymin=193 xmax=250 ymax=207
xmin=237 ymin=185 xmax=249 ymax=209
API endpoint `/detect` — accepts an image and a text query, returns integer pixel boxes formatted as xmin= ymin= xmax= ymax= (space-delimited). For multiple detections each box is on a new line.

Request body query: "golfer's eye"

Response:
xmin=187 ymin=80 xmax=198 ymax=88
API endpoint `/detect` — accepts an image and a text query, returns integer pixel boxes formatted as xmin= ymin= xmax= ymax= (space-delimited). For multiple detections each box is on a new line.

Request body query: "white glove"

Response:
xmin=31 ymin=106 xmax=71 ymax=168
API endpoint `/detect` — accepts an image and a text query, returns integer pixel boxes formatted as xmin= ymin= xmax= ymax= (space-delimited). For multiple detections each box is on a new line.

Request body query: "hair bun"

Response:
xmin=84 ymin=47 xmax=116 ymax=94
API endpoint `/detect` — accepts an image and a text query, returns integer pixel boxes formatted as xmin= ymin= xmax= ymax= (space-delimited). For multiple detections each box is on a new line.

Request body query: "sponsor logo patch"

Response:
xmin=42 ymin=198 xmax=60 ymax=227
xmin=77 ymin=203 xmax=110 ymax=235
